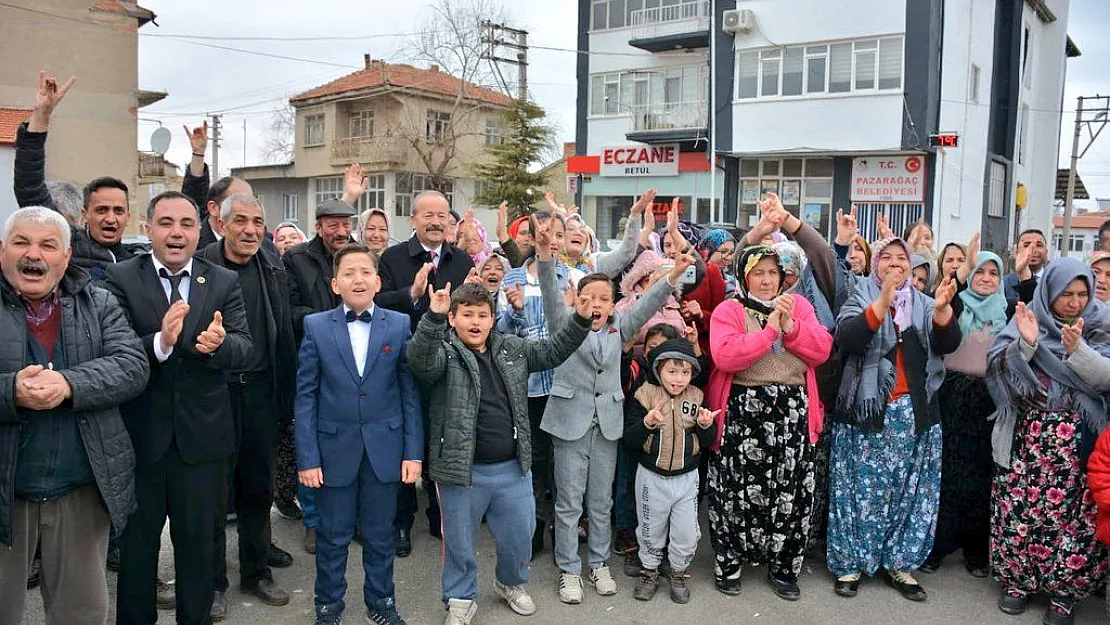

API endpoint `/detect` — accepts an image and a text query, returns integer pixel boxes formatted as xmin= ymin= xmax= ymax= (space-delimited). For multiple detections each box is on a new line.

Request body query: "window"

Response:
xmin=969 ymin=63 xmax=981 ymax=104
xmin=828 ymin=43 xmax=853 ymax=93
xmin=782 ymin=47 xmax=803 ymax=96
xmin=591 ymin=66 xmax=707 ymax=115
xmin=313 ymin=177 xmax=344 ymax=210
xmin=349 ymin=110 xmax=373 ymax=138
xmin=1018 ymin=105 xmax=1030 ymax=164
xmin=282 ymin=194 xmax=299 ymax=222
xmin=877 ymin=37 xmax=903 ymax=90
xmin=426 ymin=110 xmax=451 ymax=143
xmin=485 ymin=119 xmax=508 ymax=145
xmin=987 ymin=160 xmax=1006 ymax=218
xmin=854 ymin=40 xmax=877 ymax=90
xmin=1055 ymin=235 xmax=1085 ymax=253
xmin=737 ymin=51 xmax=759 ymax=99
xmin=304 ymin=114 xmax=324 ymax=146
xmin=352 ymin=174 xmax=386 ymax=212
xmin=473 ymin=180 xmax=496 ymax=205
xmin=591 ymin=0 xmax=626 ymax=30
xmin=760 ymin=50 xmax=781 ymax=97
xmin=736 ymin=37 xmax=904 ymax=100
xmin=1021 ymin=25 xmax=1033 ymax=88
xmin=805 ymin=46 xmax=827 ymax=94
xmin=395 ymin=173 xmax=454 ymax=217
xmin=738 ymin=157 xmax=834 ymax=236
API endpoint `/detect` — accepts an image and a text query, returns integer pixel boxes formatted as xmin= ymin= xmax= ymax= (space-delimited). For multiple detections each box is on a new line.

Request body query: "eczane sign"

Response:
xmin=850 ymin=155 xmax=927 ymax=202
xmin=600 ymin=144 xmax=679 ymax=177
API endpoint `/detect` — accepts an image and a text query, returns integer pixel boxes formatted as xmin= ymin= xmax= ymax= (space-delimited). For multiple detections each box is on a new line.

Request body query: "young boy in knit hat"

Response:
xmin=623 ymin=338 xmax=719 ymax=604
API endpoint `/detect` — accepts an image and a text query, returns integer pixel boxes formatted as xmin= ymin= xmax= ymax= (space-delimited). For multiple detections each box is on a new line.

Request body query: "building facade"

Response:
xmin=572 ymin=0 xmax=1076 ymax=250
xmin=233 ymin=56 xmax=513 ymax=243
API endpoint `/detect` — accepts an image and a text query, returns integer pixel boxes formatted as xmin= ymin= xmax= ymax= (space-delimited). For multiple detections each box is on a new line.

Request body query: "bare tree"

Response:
xmin=261 ymin=105 xmax=296 ymax=164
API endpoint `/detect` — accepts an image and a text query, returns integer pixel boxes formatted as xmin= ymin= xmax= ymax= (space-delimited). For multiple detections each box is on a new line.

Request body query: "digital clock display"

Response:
xmin=930 ymin=134 xmax=960 ymax=148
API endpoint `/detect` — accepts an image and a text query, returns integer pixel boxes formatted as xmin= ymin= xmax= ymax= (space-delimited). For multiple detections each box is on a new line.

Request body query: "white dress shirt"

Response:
xmin=152 ymin=257 xmax=194 ymax=363
xmin=345 ymin=305 xmax=374 ymax=377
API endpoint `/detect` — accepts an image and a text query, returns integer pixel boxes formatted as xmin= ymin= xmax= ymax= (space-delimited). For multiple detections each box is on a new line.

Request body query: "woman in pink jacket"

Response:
xmin=616 ymin=249 xmax=686 ymax=357
xmin=706 ymin=245 xmax=833 ymax=600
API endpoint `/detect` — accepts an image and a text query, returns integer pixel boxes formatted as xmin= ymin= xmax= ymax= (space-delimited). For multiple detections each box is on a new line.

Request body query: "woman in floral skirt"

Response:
xmin=705 ymin=245 xmax=832 ymax=600
xmin=986 ymin=257 xmax=1110 ymax=625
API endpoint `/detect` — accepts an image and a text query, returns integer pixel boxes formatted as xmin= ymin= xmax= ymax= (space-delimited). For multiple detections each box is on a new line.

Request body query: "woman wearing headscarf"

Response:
xmin=699 ymin=228 xmax=738 ymax=296
xmin=1088 ymin=250 xmax=1110 ymax=306
xmin=355 ymin=207 xmax=392 ymax=254
xmin=828 ymin=237 xmax=961 ymax=601
xmin=456 ymin=212 xmax=494 ymax=267
xmin=706 ymin=246 xmax=833 ymax=599
xmin=615 ymin=250 xmax=686 ymax=357
xmin=921 ymin=249 xmax=1033 ymax=578
xmin=910 ymin=254 xmax=933 ymax=294
xmin=986 ymin=258 xmax=1110 ymax=625
xmin=273 ymin=221 xmax=307 ymax=257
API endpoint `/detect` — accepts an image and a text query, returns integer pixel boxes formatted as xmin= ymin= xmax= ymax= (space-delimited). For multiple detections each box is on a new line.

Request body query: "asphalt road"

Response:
xmin=20 ymin=502 xmax=1107 ymax=625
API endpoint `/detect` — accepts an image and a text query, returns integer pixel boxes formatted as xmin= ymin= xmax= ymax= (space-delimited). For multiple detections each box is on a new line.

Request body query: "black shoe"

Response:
xmin=428 ymin=513 xmax=442 ymax=539
xmin=274 ymin=499 xmax=303 ymax=521
xmin=613 ymin=528 xmax=638 ymax=555
xmin=633 ymin=568 xmax=660 ymax=601
xmin=714 ymin=570 xmax=742 ymax=596
xmin=368 ymin=597 xmax=407 ymax=625
xmin=395 ymin=527 xmax=412 ymax=558
xmin=834 ymin=574 xmax=860 ymax=598
xmin=106 ymin=542 xmax=121 ymax=572
xmin=623 ymin=551 xmax=643 ymax=577
xmin=966 ymin=564 xmax=989 ymax=579
xmin=885 ymin=570 xmax=927 ymax=602
xmin=26 ymin=549 xmax=41 ymax=589
xmin=1042 ymin=597 xmax=1075 ymax=625
xmin=767 ymin=572 xmax=801 ymax=601
xmin=241 ymin=578 xmax=290 ymax=606
xmin=315 ymin=606 xmax=342 ymax=625
xmin=210 ymin=590 xmax=228 ymax=622
xmin=668 ymin=569 xmax=691 ymax=604
xmin=268 ymin=542 xmax=293 ymax=568
xmin=918 ymin=557 xmax=941 ymax=574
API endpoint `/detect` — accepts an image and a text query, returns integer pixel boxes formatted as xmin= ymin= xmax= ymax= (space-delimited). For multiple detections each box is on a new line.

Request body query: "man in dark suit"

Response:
xmin=105 ymin=190 xmax=253 ymax=625
xmin=197 ymin=193 xmax=298 ymax=619
xmin=376 ymin=190 xmax=474 ymax=555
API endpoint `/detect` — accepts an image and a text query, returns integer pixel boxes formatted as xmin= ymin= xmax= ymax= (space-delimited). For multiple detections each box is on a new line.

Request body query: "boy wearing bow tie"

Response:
xmin=295 ymin=242 xmax=423 ymax=625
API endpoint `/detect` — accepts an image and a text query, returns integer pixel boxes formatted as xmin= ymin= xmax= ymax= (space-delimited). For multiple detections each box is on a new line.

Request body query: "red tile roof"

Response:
xmin=0 ymin=108 xmax=31 ymax=145
xmin=291 ymin=57 xmax=513 ymax=107
xmin=1053 ymin=212 xmax=1110 ymax=230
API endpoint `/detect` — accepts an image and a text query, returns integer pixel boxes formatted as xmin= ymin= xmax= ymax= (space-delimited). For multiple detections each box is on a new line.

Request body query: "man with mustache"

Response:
xmin=13 ymin=71 xmax=148 ymax=283
xmin=196 ymin=194 xmax=297 ymax=619
xmin=376 ymin=190 xmax=475 ymax=556
xmin=105 ymin=190 xmax=253 ymax=625
xmin=0 ymin=206 xmax=149 ymax=625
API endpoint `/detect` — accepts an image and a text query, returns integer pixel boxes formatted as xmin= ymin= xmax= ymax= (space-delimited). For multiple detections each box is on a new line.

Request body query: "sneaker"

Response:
xmin=632 ymin=569 xmax=660 ymax=601
xmin=667 ymin=569 xmax=691 ymax=604
xmin=623 ymin=551 xmax=643 ymax=577
xmin=613 ymin=528 xmax=638 ymax=555
xmin=210 ymin=590 xmax=228 ymax=622
xmin=918 ymin=557 xmax=941 ymax=574
xmin=156 ymin=578 xmax=176 ymax=610
xmin=443 ymin=598 xmax=477 ymax=625
xmin=274 ymin=498 xmax=304 ymax=520
xmin=367 ymin=597 xmax=406 ymax=625
xmin=714 ymin=567 xmax=742 ymax=596
xmin=997 ymin=589 xmax=1029 ymax=615
xmin=556 ymin=572 xmax=584 ymax=604
xmin=1043 ymin=597 xmax=1075 ymax=625
xmin=588 ymin=565 xmax=618 ymax=596
xmin=315 ymin=613 xmax=342 ymax=625
xmin=833 ymin=573 xmax=860 ymax=598
xmin=885 ymin=570 xmax=927 ymax=602
xmin=494 ymin=580 xmax=536 ymax=616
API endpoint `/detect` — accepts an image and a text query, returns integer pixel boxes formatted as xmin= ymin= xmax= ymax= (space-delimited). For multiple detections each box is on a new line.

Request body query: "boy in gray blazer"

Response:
xmin=532 ymin=220 xmax=697 ymax=604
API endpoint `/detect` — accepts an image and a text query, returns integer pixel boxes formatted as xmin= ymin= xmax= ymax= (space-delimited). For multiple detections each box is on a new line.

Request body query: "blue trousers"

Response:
xmin=299 ymin=484 xmax=318 ymax=529
xmin=437 ymin=460 xmax=534 ymax=604
xmin=313 ymin=454 xmax=398 ymax=616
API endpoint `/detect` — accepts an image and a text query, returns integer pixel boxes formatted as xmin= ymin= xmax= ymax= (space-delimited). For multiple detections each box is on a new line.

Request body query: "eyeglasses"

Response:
xmin=718 ymin=247 xmax=736 ymax=256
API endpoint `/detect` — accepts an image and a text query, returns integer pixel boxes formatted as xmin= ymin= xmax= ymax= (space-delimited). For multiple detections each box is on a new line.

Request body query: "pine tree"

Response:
xmin=472 ymin=99 xmax=556 ymax=219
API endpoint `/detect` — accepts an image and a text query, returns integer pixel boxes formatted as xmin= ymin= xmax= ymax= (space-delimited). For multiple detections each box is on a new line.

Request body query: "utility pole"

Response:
xmin=1060 ymin=95 xmax=1110 ymax=257
xmin=480 ymin=21 xmax=529 ymax=100
xmin=209 ymin=113 xmax=222 ymax=179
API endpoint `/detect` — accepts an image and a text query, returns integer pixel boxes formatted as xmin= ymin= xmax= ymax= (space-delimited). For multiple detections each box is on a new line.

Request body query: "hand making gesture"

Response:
xmin=159 ymin=301 xmax=190 ymax=354
xmin=410 ymin=263 xmax=434 ymax=302
xmin=1062 ymin=318 xmax=1085 ymax=355
xmin=184 ymin=120 xmax=208 ymax=156
xmin=1015 ymin=302 xmax=1040 ymax=347
xmin=644 ymin=400 xmax=666 ymax=429
xmin=631 ymin=188 xmax=657 ymax=217
xmin=835 ymin=206 xmax=859 ymax=246
xmin=29 ymin=70 xmax=76 ymax=132
xmin=877 ymin=212 xmax=894 ymax=240
xmin=428 ymin=282 xmax=453 ymax=315
xmin=696 ymin=407 xmax=720 ymax=429
xmin=342 ymin=163 xmax=369 ymax=206
xmin=195 ymin=311 xmax=227 ymax=355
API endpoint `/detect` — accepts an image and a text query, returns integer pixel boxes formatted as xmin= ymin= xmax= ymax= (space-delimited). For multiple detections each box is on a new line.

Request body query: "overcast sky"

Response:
xmin=138 ymin=0 xmax=1110 ymax=201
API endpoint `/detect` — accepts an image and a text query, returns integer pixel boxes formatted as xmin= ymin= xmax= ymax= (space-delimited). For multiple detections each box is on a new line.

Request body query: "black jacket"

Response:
xmin=197 ymin=241 xmax=297 ymax=425
xmin=181 ymin=162 xmax=210 ymax=221
xmin=0 ymin=267 xmax=149 ymax=546
xmin=13 ymin=124 xmax=147 ymax=281
xmin=283 ymin=236 xmax=340 ymax=342
xmin=104 ymin=255 xmax=253 ymax=466
xmin=377 ymin=236 xmax=475 ymax=331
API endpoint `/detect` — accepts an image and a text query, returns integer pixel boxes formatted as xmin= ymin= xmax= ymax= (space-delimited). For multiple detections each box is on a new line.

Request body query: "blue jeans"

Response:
xmin=299 ymin=484 xmax=318 ymax=529
xmin=437 ymin=460 xmax=534 ymax=604
xmin=614 ymin=447 xmax=636 ymax=531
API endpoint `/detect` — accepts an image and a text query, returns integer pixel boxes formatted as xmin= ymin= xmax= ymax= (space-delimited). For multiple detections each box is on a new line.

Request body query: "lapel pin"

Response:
xmin=196 ymin=276 xmax=206 ymax=284
xmin=383 ymin=345 xmax=392 ymax=354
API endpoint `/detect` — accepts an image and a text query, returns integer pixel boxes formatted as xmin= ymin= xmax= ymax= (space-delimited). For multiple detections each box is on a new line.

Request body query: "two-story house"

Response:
xmin=233 ymin=55 xmax=513 ymax=243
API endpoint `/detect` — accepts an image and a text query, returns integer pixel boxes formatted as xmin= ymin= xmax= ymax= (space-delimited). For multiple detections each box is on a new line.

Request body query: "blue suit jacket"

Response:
xmin=294 ymin=304 xmax=423 ymax=486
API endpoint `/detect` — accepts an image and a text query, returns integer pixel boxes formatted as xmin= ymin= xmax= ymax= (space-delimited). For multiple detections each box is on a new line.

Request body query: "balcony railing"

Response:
xmin=630 ymin=100 xmax=707 ymax=133
xmin=630 ymin=0 xmax=711 ymax=42
xmin=331 ymin=135 xmax=408 ymax=167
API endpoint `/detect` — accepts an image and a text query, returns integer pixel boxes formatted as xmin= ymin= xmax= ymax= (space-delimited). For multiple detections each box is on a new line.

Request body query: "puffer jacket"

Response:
xmin=407 ymin=310 xmax=590 ymax=487
xmin=0 ymin=267 xmax=150 ymax=546
xmin=1088 ymin=427 xmax=1110 ymax=546
xmin=623 ymin=382 xmax=715 ymax=477
xmin=616 ymin=250 xmax=685 ymax=356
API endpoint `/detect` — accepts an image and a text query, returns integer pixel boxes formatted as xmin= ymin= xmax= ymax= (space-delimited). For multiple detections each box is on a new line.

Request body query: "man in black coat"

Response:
xmin=105 ymin=191 xmax=253 ymax=625
xmin=0 ymin=206 xmax=149 ymax=625
xmin=196 ymin=193 xmax=298 ymax=619
xmin=375 ymin=190 xmax=474 ymax=555
xmin=284 ymin=199 xmax=357 ymax=341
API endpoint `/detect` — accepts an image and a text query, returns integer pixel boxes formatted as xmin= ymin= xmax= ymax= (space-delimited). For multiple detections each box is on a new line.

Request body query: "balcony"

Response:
xmin=625 ymin=100 xmax=708 ymax=144
xmin=629 ymin=0 xmax=711 ymax=52
xmin=331 ymin=135 xmax=408 ymax=169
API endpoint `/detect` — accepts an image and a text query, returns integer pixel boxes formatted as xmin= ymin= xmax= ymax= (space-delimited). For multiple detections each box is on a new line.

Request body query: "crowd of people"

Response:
xmin=4 ymin=70 xmax=1110 ymax=625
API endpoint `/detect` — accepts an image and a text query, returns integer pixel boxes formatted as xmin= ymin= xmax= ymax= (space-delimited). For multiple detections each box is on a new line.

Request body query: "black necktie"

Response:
xmin=158 ymin=268 xmax=188 ymax=304
xmin=346 ymin=309 xmax=371 ymax=323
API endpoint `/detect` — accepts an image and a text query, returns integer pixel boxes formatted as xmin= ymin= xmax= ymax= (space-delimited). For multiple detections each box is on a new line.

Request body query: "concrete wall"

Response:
xmin=0 ymin=1 xmax=140 ymax=229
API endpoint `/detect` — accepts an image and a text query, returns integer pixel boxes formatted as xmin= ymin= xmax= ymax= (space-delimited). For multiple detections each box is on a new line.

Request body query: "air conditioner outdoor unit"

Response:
xmin=722 ymin=9 xmax=755 ymax=35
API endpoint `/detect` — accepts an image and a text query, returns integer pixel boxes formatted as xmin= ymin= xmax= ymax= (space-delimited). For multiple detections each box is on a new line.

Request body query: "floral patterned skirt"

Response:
xmin=826 ymin=395 xmax=941 ymax=577
xmin=708 ymin=383 xmax=813 ymax=581
xmin=990 ymin=409 xmax=1109 ymax=599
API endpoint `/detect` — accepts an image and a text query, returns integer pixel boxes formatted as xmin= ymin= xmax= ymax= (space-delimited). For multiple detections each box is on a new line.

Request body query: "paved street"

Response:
xmin=21 ymin=501 xmax=1106 ymax=625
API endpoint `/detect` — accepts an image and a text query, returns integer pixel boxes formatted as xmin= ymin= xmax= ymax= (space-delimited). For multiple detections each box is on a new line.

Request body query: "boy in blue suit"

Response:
xmin=296 ymin=242 xmax=423 ymax=625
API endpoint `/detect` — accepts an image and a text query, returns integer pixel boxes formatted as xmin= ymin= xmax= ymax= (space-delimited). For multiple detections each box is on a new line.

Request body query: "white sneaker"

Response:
xmin=495 ymin=580 xmax=536 ymax=616
xmin=444 ymin=598 xmax=477 ymax=625
xmin=556 ymin=572 xmax=584 ymax=604
xmin=588 ymin=565 xmax=618 ymax=596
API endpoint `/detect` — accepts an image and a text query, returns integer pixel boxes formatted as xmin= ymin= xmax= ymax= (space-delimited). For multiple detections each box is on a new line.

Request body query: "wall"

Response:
xmin=0 ymin=147 xmax=14 ymax=225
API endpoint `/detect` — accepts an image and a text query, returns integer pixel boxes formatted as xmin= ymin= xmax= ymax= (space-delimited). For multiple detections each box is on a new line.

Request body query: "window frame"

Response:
xmin=425 ymin=110 xmax=452 ymax=143
xmin=282 ymin=193 xmax=299 ymax=223
xmin=348 ymin=110 xmax=374 ymax=139
xmin=303 ymin=113 xmax=325 ymax=147
xmin=313 ymin=176 xmax=344 ymax=210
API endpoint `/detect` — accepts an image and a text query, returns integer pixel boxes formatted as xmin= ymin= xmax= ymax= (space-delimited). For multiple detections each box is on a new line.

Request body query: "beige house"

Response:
xmin=0 ymin=0 xmax=162 ymax=235
xmin=234 ymin=55 xmax=513 ymax=243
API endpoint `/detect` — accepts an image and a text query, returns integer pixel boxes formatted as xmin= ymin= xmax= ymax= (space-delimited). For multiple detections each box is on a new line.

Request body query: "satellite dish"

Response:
xmin=150 ymin=126 xmax=172 ymax=155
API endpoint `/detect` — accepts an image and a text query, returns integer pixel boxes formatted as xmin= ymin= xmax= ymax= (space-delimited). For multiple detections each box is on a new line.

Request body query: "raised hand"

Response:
xmin=505 ymin=283 xmax=524 ymax=311
xmin=400 ymin=460 xmax=422 ymax=484
xmin=835 ymin=206 xmax=858 ymax=246
xmin=159 ymin=300 xmax=190 ymax=354
xmin=299 ymin=467 xmax=323 ymax=488
xmin=573 ymin=286 xmax=595 ymax=320
xmin=877 ymin=212 xmax=894 ymax=239
xmin=29 ymin=70 xmax=76 ymax=132
xmin=1015 ymin=302 xmax=1040 ymax=346
xmin=776 ymin=295 xmax=796 ymax=334
xmin=195 ymin=311 xmax=226 ymax=355
xmin=534 ymin=219 xmax=553 ymax=259
xmin=906 ymin=219 xmax=925 ymax=252
xmin=667 ymin=251 xmax=696 ymax=283
xmin=696 ymin=407 xmax=720 ymax=428
xmin=667 ymin=197 xmax=682 ymax=236
xmin=410 ymin=262 xmax=434 ymax=302
xmin=342 ymin=163 xmax=369 ymax=205
xmin=564 ymin=281 xmax=577 ymax=308
xmin=631 ymin=188 xmax=657 ymax=216
xmin=1014 ymin=243 xmax=1033 ymax=280
xmin=683 ymin=323 xmax=700 ymax=349
xmin=495 ymin=202 xmax=509 ymax=241
xmin=463 ymin=267 xmax=482 ymax=286
xmin=680 ymin=299 xmax=703 ymax=320
xmin=184 ymin=120 xmax=208 ymax=156
xmin=644 ymin=400 xmax=666 ymax=429
xmin=933 ymin=275 xmax=958 ymax=310
xmin=1062 ymin=318 xmax=1084 ymax=355
xmin=428 ymin=282 xmax=452 ymax=315
xmin=545 ymin=190 xmax=563 ymax=213
xmin=638 ymin=207 xmax=657 ymax=248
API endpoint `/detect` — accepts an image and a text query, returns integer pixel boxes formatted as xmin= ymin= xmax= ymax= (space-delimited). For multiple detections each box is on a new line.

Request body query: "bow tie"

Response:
xmin=346 ymin=309 xmax=371 ymax=323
